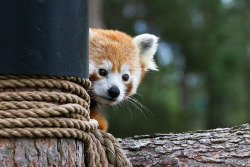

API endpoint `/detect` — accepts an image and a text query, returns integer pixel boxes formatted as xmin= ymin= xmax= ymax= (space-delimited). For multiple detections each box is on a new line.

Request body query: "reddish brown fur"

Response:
xmin=89 ymin=73 xmax=100 ymax=82
xmin=90 ymin=110 xmax=108 ymax=132
xmin=125 ymin=82 xmax=133 ymax=96
xmin=89 ymin=29 xmax=150 ymax=132
xmin=89 ymin=29 xmax=140 ymax=74
xmin=139 ymin=63 xmax=148 ymax=82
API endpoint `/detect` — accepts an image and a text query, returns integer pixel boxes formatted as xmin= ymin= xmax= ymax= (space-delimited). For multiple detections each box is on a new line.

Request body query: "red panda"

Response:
xmin=88 ymin=28 xmax=158 ymax=131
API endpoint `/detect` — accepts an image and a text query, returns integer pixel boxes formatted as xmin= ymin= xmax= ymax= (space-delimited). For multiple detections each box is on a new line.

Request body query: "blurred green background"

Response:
xmin=89 ymin=0 xmax=250 ymax=138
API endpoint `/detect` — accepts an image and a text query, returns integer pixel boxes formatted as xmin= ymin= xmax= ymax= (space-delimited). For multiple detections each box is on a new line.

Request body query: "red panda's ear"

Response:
xmin=133 ymin=34 xmax=159 ymax=71
xmin=89 ymin=28 xmax=94 ymax=39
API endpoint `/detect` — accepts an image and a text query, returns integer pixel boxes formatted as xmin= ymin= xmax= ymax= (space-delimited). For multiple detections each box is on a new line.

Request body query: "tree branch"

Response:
xmin=119 ymin=123 xmax=250 ymax=166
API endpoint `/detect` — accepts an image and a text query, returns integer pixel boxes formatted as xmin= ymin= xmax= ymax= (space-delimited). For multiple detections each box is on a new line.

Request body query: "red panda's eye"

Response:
xmin=99 ymin=69 xmax=107 ymax=76
xmin=122 ymin=74 xmax=129 ymax=81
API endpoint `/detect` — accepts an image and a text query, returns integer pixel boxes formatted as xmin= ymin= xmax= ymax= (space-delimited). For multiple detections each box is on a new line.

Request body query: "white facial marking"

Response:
xmin=121 ymin=63 xmax=141 ymax=96
xmin=90 ymin=59 xmax=144 ymax=105
xmin=121 ymin=64 xmax=130 ymax=73
xmin=131 ymin=69 xmax=141 ymax=95
xmin=121 ymin=63 xmax=131 ymax=81
xmin=89 ymin=28 xmax=93 ymax=39
xmin=95 ymin=60 xmax=112 ymax=74
xmin=90 ymin=60 xmax=127 ymax=105
xmin=89 ymin=60 xmax=95 ymax=75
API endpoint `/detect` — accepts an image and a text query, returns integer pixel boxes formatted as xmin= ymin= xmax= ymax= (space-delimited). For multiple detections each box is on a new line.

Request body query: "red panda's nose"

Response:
xmin=108 ymin=86 xmax=120 ymax=98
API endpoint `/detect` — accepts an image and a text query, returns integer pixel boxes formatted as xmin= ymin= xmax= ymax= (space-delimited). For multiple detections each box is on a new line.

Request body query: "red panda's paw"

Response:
xmin=90 ymin=110 xmax=108 ymax=132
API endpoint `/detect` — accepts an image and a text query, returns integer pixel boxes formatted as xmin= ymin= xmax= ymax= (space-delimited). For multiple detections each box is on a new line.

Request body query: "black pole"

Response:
xmin=0 ymin=0 xmax=89 ymax=78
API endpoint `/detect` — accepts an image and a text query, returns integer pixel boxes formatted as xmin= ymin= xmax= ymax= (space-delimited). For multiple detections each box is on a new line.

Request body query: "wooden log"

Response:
xmin=0 ymin=138 xmax=85 ymax=167
xmin=0 ymin=124 xmax=249 ymax=166
xmin=119 ymin=123 xmax=250 ymax=166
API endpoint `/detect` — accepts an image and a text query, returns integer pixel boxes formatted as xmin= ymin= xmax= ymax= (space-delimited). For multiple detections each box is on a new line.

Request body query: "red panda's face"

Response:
xmin=88 ymin=29 xmax=158 ymax=105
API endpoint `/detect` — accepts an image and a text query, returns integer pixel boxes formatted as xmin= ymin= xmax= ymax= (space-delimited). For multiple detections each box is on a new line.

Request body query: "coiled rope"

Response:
xmin=0 ymin=74 xmax=132 ymax=167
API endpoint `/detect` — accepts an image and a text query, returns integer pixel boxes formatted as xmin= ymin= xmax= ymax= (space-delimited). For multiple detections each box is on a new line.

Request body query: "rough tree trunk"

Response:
xmin=119 ymin=123 xmax=250 ymax=167
xmin=0 ymin=138 xmax=85 ymax=167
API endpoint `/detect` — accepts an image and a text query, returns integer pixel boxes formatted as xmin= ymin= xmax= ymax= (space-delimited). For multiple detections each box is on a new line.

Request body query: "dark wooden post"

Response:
xmin=0 ymin=0 xmax=89 ymax=78
xmin=0 ymin=0 xmax=89 ymax=166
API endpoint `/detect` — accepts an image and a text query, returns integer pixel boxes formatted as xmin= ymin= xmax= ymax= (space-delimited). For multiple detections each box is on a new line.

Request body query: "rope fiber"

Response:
xmin=0 ymin=75 xmax=132 ymax=167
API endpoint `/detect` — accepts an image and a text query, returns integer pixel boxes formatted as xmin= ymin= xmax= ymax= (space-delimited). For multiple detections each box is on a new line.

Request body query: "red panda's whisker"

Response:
xmin=134 ymin=93 xmax=144 ymax=101
xmin=112 ymin=105 xmax=119 ymax=112
xmin=126 ymin=97 xmax=148 ymax=119
xmin=128 ymin=97 xmax=153 ymax=117
xmin=134 ymin=98 xmax=153 ymax=116
xmin=119 ymin=99 xmax=132 ymax=121
xmin=124 ymin=99 xmax=133 ymax=121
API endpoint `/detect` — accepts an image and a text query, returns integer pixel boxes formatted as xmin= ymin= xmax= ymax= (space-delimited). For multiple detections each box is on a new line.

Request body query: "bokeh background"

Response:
xmin=89 ymin=0 xmax=250 ymax=138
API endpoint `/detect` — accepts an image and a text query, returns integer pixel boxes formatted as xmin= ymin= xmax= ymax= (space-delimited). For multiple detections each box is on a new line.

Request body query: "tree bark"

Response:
xmin=0 ymin=138 xmax=85 ymax=167
xmin=0 ymin=124 xmax=249 ymax=166
xmin=119 ymin=123 xmax=250 ymax=167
